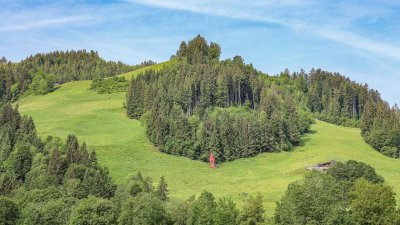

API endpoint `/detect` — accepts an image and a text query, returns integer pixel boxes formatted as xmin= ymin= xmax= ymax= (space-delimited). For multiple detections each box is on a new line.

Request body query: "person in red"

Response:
xmin=209 ymin=152 xmax=216 ymax=168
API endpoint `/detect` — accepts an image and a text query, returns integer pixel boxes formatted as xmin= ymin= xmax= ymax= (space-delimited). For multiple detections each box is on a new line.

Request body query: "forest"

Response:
xmin=0 ymin=50 xmax=135 ymax=104
xmin=126 ymin=36 xmax=400 ymax=161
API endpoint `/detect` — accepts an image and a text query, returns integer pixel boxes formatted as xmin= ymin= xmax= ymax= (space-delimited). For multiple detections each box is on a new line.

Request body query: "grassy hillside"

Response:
xmin=17 ymin=64 xmax=400 ymax=216
xmin=117 ymin=60 xmax=173 ymax=79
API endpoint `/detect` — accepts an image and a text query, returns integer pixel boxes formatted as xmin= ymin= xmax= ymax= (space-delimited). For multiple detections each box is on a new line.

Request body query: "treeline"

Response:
xmin=127 ymin=36 xmax=312 ymax=162
xmin=361 ymin=100 xmax=400 ymax=158
xmin=0 ymin=50 xmax=135 ymax=104
xmin=275 ymin=160 xmax=400 ymax=224
xmin=267 ymin=69 xmax=400 ymax=158
xmin=0 ymin=104 xmax=267 ymax=225
xmin=266 ymin=69 xmax=375 ymax=127
xmin=304 ymin=69 xmax=373 ymax=125
xmin=17 ymin=50 xmax=133 ymax=83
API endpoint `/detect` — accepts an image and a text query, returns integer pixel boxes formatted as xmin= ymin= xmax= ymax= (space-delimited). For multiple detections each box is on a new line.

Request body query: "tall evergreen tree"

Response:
xmin=157 ymin=175 xmax=169 ymax=201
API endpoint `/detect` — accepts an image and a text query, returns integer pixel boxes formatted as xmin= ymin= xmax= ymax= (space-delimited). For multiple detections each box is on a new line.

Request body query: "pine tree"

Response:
xmin=157 ymin=175 xmax=169 ymax=201
xmin=176 ymin=41 xmax=187 ymax=57
xmin=66 ymin=134 xmax=79 ymax=164
xmin=0 ymin=128 xmax=12 ymax=163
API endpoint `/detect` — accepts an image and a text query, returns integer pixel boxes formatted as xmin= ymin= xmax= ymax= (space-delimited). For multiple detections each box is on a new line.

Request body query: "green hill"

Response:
xmin=17 ymin=63 xmax=400 ymax=216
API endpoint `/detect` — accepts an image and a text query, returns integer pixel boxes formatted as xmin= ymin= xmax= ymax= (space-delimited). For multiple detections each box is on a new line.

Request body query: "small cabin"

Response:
xmin=305 ymin=161 xmax=336 ymax=172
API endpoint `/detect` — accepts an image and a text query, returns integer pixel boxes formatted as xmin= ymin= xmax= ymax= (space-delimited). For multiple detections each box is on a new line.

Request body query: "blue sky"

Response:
xmin=1 ymin=0 xmax=399 ymax=105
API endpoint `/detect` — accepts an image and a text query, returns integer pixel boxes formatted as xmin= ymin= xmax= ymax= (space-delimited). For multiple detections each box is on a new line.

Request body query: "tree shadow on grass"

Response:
xmin=286 ymin=129 xmax=317 ymax=153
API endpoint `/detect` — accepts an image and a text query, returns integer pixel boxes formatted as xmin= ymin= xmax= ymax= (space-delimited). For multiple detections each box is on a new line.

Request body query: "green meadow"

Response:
xmin=17 ymin=64 xmax=400 ymax=215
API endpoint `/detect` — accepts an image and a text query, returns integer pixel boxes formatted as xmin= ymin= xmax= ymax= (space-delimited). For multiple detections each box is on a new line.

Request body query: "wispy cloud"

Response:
xmin=128 ymin=0 xmax=400 ymax=60
xmin=125 ymin=0 xmax=300 ymax=26
xmin=0 ymin=16 xmax=93 ymax=32
xmin=315 ymin=28 xmax=400 ymax=60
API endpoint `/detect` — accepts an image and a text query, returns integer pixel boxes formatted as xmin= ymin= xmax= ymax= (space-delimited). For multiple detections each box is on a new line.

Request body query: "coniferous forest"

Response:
xmin=0 ymin=50 xmax=135 ymax=103
xmin=127 ymin=36 xmax=400 ymax=161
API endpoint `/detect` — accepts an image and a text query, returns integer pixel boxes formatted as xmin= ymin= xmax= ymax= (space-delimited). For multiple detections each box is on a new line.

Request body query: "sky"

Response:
xmin=1 ymin=0 xmax=399 ymax=105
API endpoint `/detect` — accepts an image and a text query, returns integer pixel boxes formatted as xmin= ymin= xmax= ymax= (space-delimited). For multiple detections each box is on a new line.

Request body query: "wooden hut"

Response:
xmin=305 ymin=161 xmax=336 ymax=172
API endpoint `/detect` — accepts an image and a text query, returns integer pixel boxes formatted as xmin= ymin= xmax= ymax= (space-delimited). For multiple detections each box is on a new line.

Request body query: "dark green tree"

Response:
xmin=4 ymin=142 xmax=33 ymax=181
xmin=157 ymin=175 xmax=169 ymax=201
xmin=327 ymin=160 xmax=384 ymax=185
xmin=0 ymin=196 xmax=19 ymax=225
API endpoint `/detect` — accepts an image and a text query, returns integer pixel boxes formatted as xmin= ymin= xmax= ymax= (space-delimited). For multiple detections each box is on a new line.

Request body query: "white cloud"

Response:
xmin=127 ymin=0 xmax=400 ymax=60
xmin=0 ymin=16 xmax=93 ymax=32
xmin=315 ymin=28 xmax=400 ymax=60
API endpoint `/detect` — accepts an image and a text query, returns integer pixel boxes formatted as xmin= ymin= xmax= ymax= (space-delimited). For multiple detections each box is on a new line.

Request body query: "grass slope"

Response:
xmin=17 ymin=64 xmax=400 ymax=216
xmin=118 ymin=60 xmax=173 ymax=79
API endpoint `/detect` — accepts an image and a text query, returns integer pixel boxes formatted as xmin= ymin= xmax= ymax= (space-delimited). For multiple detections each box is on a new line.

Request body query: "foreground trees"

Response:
xmin=275 ymin=172 xmax=348 ymax=224
xmin=69 ymin=196 xmax=118 ymax=225
xmin=275 ymin=160 xmax=399 ymax=225
xmin=349 ymin=179 xmax=398 ymax=224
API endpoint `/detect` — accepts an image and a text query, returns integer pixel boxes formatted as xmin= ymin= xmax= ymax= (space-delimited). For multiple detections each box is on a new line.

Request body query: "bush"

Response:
xmin=327 ymin=160 xmax=384 ymax=184
xmin=381 ymin=146 xmax=399 ymax=158
xmin=90 ymin=77 xmax=128 ymax=94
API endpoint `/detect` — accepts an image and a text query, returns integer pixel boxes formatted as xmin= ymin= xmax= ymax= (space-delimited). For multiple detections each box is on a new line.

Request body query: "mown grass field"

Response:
xmin=17 ymin=64 xmax=400 ymax=216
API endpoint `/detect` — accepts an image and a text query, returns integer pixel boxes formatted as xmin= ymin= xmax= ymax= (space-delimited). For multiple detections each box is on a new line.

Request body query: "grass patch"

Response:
xmin=118 ymin=60 xmax=174 ymax=79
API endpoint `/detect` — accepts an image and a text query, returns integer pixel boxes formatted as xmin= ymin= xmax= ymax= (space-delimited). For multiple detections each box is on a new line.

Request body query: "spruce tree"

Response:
xmin=66 ymin=134 xmax=79 ymax=164
xmin=157 ymin=175 xmax=169 ymax=201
